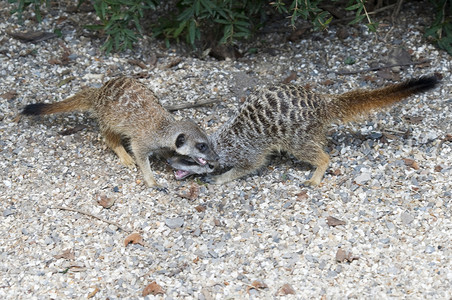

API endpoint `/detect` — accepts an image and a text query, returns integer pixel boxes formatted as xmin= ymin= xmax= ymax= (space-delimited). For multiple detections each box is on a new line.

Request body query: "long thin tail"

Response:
xmin=21 ymin=87 xmax=97 ymax=116
xmin=330 ymin=75 xmax=440 ymax=123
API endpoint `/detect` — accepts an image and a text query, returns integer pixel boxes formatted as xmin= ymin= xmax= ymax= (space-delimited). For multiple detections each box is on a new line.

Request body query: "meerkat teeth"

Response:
xmin=197 ymin=157 xmax=207 ymax=165
xmin=174 ymin=170 xmax=190 ymax=180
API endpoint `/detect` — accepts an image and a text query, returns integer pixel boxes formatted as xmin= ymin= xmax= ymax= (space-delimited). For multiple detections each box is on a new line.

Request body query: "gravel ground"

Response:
xmin=1 ymin=2 xmax=451 ymax=299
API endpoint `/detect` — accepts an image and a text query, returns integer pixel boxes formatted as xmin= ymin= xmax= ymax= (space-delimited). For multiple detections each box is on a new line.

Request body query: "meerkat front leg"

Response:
xmin=129 ymin=140 xmax=160 ymax=188
xmin=206 ymin=167 xmax=249 ymax=185
xmin=103 ymin=129 xmax=135 ymax=167
xmin=206 ymin=154 xmax=268 ymax=184
xmin=130 ymin=141 xmax=168 ymax=192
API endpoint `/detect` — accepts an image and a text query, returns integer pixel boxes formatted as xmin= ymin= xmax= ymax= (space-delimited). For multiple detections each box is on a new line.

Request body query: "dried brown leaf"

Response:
xmin=246 ymin=280 xmax=268 ymax=293
xmin=330 ymin=169 xmax=342 ymax=176
xmin=276 ymin=283 xmax=296 ymax=295
xmin=336 ymin=248 xmax=347 ymax=262
xmin=7 ymin=30 xmax=57 ymax=43
xmin=336 ymin=26 xmax=349 ymax=40
xmin=0 ymin=91 xmax=18 ymax=100
xmin=295 ymin=190 xmax=308 ymax=201
xmin=128 ymin=59 xmax=147 ymax=69
xmin=97 ymin=194 xmax=115 ymax=209
xmin=336 ymin=248 xmax=359 ymax=263
xmin=142 ymin=281 xmax=165 ymax=296
xmin=327 ymin=216 xmax=346 ymax=227
xmin=282 ymin=71 xmax=297 ymax=84
xmin=48 ymin=58 xmax=61 ymax=65
xmin=404 ymin=115 xmax=423 ymax=124
xmin=434 ymin=165 xmax=443 ymax=172
xmin=53 ymin=249 xmax=75 ymax=260
xmin=403 ymin=158 xmax=420 ymax=170
xmin=178 ymin=184 xmax=200 ymax=200
xmin=210 ymin=44 xmax=242 ymax=60
xmin=165 ymin=58 xmax=183 ymax=69
xmin=87 ymin=286 xmax=99 ymax=298
xmin=321 ymin=79 xmax=335 ymax=86
xmin=124 ymin=233 xmax=145 ymax=247
xmin=362 ymin=74 xmax=377 ymax=82
xmin=288 ymin=28 xmax=307 ymax=42
xmin=382 ymin=132 xmax=398 ymax=142
xmin=195 ymin=205 xmax=206 ymax=212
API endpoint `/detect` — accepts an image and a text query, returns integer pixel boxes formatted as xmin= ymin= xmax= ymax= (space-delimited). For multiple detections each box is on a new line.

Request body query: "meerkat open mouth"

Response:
xmin=171 ymin=156 xmax=215 ymax=180
xmin=174 ymin=169 xmax=194 ymax=180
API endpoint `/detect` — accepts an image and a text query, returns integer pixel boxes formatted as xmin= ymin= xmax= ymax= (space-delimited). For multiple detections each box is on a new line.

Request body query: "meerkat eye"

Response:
xmin=196 ymin=143 xmax=208 ymax=153
xmin=176 ymin=134 xmax=186 ymax=148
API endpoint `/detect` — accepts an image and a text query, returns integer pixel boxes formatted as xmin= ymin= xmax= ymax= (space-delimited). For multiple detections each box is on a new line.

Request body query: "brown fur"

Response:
xmin=22 ymin=77 xmax=218 ymax=188
xmin=167 ymin=76 xmax=439 ymax=186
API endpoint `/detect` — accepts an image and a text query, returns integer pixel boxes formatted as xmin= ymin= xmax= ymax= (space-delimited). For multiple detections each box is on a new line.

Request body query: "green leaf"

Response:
xmin=344 ymin=56 xmax=356 ymax=65
xmin=194 ymin=0 xmax=201 ymax=15
xmin=214 ymin=18 xmax=230 ymax=25
xmin=53 ymin=28 xmax=62 ymax=38
xmin=188 ymin=19 xmax=196 ymax=45
xmin=366 ymin=22 xmax=378 ymax=32
xmin=233 ymin=31 xmax=249 ymax=38
xmin=174 ymin=20 xmax=187 ymax=37
xmin=200 ymin=0 xmax=214 ymax=15
xmin=348 ymin=14 xmax=365 ymax=25
xmin=177 ymin=6 xmax=194 ymax=22
xmin=346 ymin=3 xmax=362 ymax=10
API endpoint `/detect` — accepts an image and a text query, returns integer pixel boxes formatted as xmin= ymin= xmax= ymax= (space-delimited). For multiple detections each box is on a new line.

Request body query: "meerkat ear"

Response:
xmin=175 ymin=134 xmax=186 ymax=148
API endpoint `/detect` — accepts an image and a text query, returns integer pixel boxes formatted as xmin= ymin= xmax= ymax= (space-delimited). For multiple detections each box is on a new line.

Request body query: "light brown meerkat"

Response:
xmin=21 ymin=76 xmax=219 ymax=188
xmin=167 ymin=75 xmax=440 ymax=186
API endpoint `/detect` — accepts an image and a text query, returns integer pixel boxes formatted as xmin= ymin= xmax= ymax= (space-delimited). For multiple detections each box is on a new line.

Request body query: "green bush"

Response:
xmin=7 ymin=0 xmax=452 ymax=55
xmin=8 ymin=0 xmax=49 ymax=22
xmin=425 ymin=0 xmax=452 ymax=55
xmin=86 ymin=0 xmax=160 ymax=53
xmin=153 ymin=0 xmax=264 ymax=47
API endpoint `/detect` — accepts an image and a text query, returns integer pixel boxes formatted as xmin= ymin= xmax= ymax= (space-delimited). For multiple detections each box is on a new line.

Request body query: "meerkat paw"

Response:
xmin=114 ymin=149 xmax=135 ymax=168
xmin=141 ymin=175 xmax=167 ymax=192
xmin=202 ymin=175 xmax=222 ymax=185
xmin=123 ymin=160 xmax=136 ymax=169
xmin=153 ymin=185 xmax=169 ymax=193
xmin=302 ymin=179 xmax=320 ymax=187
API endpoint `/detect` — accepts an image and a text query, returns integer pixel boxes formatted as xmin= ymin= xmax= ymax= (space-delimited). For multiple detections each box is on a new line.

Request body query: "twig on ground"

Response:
xmin=335 ymin=59 xmax=431 ymax=75
xmin=50 ymin=206 xmax=130 ymax=233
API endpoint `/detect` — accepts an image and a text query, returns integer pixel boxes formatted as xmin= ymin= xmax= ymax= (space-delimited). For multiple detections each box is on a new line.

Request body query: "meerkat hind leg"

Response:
xmin=293 ymin=148 xmax=330 ymax=187
xmin=103 ymin=129 xmax=135 ymax=167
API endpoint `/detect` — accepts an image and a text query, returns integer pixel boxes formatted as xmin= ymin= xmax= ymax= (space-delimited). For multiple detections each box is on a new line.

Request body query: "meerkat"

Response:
xmin=21 ymin=76 xmax=218 ymax=188
xmin=167 ymin=75 xmax=440 ymax=186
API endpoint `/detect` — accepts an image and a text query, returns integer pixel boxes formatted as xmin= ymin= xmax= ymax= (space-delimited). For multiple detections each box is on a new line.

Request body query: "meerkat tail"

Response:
xmin=21 ymin=88 xmax=96 ymax=116
xmin=332 ymin=75 xmax=440 ymax=123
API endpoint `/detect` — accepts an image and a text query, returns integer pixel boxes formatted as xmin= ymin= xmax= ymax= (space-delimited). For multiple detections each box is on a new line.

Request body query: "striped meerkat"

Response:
xmin=167 ymin=75 xmax=439 ymax=186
